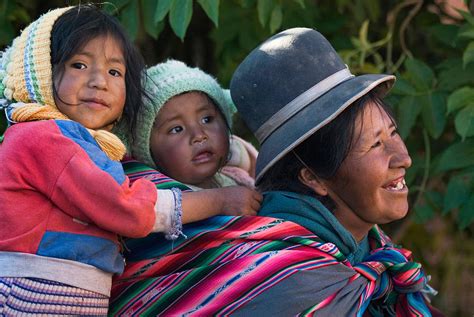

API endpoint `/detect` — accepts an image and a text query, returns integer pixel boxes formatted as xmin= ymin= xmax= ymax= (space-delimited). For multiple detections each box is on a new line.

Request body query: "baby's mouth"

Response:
xmin=192 ymin=150 xmax=214 ymax=163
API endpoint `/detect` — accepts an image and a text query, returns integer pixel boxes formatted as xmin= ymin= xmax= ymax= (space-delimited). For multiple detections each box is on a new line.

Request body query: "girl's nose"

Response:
xmin=389 ymin=138 xmax=412 ymax=169
xmin=88 ymin=71 xmax=107 ymax=90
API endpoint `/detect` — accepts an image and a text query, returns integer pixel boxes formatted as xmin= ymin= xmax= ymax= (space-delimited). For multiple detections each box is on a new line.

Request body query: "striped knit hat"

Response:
xmin=0 ymin=6 xmax=126 ymax=161
xmin=131 ymin=59 xmax=235 ymax=168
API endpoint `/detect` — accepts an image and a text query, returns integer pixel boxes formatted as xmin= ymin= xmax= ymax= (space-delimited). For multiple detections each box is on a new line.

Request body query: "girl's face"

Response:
xmin=150 ymin=92 xmax=229 ymax=188
xmin=322 ymin=101 xmax=412 ymax=240
xmin=54 ymin=35 xmax=126 ymax=131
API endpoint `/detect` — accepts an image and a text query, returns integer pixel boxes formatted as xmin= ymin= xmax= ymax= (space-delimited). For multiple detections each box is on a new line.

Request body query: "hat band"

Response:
xmin=255 ymin=67 xmax=354 ymax=143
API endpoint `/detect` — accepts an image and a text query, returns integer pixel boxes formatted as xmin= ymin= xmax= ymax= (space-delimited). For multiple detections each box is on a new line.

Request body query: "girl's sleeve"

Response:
xmin=50 ymin=150 xmax=158 ymax=238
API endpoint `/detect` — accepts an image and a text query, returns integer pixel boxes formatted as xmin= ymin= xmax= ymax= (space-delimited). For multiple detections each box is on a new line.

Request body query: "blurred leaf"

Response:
xmin=103 ymin=0 xmax=131 ymax=14
xmin=454 ymin=105 xmax=474 ymax=139
xmin=362 ymin=0 xmax=380 ymax=22
xmin=436 ymin=139 xmax=474 ymax=172
xmin=294 ymin=0 xmax=306 ymax=8
xmin=119 ymin=1 xmax=139 ymax=40
xmin=430 ymin=24 xmax=458 ymax=47
xmin=397 ymin=95 xmax=421 ymax=139
xmin=405 ymin=58 xmax=435 ymax=92
xmin=413 ymin=203 xmax=435 ymax=224
xmin=198 ymin=0 xmax=220 ymax=27
xmin=437 ymin=58 xmax=474 ymax=91
xmin=141 ymin=0 xmax=162 ymax=39
xmin=169 ymin=0 xmax=193 ymax=41
xmin=444 ymin=176 xmax=471 ymax=214
xmin=426 ymin=191 xmax=443 ymax=212
xmin=420 ymin=92 xmax=446 ymax=139
xmin=391 ymin=77 xmax=417 ymax=95
xmin=447 ymin=86 xmax=474 ymax=114
xmin=257 ymin=0 xmax=274 ymax=27
xmin=457 ymin=9 xmax=474 ymax=26
xmin=463 ymin=41 xmax=474 ymax=68
xmin=458 ymin=24 xmax=474 ymax=40
xmin=154 ymin=0 xmax=173 ymax=23
xmin=458 ymin=195 xmax=474 ymax=229
xmin=269 ymin=4 xmax=282 ymax=33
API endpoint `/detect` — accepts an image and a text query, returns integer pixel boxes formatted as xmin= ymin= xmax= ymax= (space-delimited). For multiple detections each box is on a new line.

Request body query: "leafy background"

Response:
xmin=1 ymin=0 xmax=473 ymax=315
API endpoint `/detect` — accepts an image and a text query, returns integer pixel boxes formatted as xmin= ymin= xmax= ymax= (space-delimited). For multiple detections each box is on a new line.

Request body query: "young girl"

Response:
xmin=0 ymin=5 xmax=257 ymax=315
xmin=124 ymin=59 xmax=260 ymax=192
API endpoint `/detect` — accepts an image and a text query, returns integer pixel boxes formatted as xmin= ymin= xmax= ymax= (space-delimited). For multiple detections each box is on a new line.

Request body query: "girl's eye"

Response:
xmin=71 ymin=62 xmax=86 ymax=70
xmin=390 ymin=128 xmax=399 ymax=137
xmin=109 ymin=69 xmax=122 ymax=77
xmin=202 ymin=116 xmax=213 ymax=124
xmin=169 ymin=126 xmax=183 ymax=134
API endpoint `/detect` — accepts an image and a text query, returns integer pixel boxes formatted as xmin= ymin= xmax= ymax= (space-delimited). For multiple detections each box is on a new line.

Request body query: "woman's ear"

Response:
xmin=298 ymin=168 xmax=328 ymax=196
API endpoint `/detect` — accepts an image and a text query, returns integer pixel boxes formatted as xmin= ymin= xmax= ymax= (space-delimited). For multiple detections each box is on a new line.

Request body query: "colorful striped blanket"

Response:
xmin=110 ymin=160 xmax=431 ymax=316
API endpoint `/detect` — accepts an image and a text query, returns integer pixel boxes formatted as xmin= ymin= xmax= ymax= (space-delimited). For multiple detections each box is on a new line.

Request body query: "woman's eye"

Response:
xmin=169 ymin=126 xmax=183 ymax=134
xmin=371 ymin=141 xmax=381 ymax=149
xmin=71 ymin=62 xmax=86 ymax=70
xmin=109 ymin=69 xmax=122 ymax=77
xmin=202 ymin=116 xmax=213 ymax=124
xmin=391 ymin=128 xmax=399 ymax=137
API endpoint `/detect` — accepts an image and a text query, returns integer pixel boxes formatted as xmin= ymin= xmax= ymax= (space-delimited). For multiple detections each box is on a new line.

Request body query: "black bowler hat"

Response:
xmin=230 ymin=27 xmax=395 ymax=183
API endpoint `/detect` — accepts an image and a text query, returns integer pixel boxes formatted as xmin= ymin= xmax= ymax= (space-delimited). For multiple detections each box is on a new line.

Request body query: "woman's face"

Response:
xmin=322 ymin=101 xmax=412 ymax=239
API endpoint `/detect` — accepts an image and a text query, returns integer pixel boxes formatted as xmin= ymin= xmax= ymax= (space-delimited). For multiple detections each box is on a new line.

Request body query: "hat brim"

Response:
xmin=255 ymin=74 xmax=395 ymax=183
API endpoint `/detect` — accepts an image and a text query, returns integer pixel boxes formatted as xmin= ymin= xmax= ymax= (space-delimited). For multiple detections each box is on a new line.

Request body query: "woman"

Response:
xmin=110 ymin=28 xmax=439 ymax=316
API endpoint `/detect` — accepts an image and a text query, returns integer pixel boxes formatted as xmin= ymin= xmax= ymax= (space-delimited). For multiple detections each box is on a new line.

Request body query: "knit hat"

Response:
xmin=132 ymin=59 xmax=234 ymax=168
xmin=0 ymin=6 xmax=126 ymax=161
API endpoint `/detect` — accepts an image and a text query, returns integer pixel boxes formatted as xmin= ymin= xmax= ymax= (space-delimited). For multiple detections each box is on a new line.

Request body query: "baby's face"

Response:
xmin=150 ymin=92 xmax=229 ymax=188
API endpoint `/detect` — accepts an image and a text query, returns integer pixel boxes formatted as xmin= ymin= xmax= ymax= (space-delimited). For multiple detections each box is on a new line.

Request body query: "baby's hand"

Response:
xmin=219 ymin=186 xmax=262 ymax=216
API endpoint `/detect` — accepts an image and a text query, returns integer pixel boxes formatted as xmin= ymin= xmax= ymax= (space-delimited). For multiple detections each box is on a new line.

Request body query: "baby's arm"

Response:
xmin=181 ymin=186 xmax=262 ymax=223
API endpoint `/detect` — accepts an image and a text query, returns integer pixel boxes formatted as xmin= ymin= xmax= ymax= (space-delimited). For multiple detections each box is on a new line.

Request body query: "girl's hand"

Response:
xmin=218 ymin=186 xmax=262 ymax=216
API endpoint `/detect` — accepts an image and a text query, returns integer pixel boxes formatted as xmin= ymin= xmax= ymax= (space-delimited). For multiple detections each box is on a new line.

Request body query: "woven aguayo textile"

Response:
xmin=110 ymin=159 xmax=431 ymax=316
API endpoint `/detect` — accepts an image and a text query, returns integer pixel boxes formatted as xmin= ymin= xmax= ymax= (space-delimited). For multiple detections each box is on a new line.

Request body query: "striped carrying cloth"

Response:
xmin=110 ymin=160 xmax=431 ymax=316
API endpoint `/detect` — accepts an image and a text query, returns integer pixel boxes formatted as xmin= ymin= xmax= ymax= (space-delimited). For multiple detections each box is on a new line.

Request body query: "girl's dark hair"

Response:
xmin=258 ymin=91 xmax=396 ymax=211
xmin=50 ymin=4 xmax=146 ymax=139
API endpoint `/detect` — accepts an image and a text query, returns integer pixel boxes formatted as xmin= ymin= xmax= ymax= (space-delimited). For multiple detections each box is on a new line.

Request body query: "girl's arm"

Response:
xmin=181 ymin=186 xmax=262 ymax=223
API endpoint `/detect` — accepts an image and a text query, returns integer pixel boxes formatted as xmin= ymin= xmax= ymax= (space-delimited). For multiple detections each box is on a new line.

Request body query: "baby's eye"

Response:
xmin=169 ymin=126 xmax=183 ymax=134
xmin=109 ymin=69 xmax=122 ymax=77
xmin=71 ymin=62 xmax=86 ymax=70
xmin=202 ymin=116 xmax=213 ymax=124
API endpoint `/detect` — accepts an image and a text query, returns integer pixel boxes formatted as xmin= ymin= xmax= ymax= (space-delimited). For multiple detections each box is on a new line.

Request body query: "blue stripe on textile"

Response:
xmin=55 ymin=120 xmax=125 ymax=184
xmin=37 ymin=231 xmax=124 ymax=274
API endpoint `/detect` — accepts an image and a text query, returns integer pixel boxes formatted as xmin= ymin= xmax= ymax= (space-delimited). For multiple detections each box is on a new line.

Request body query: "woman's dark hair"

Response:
xmin=258 ymin=91 xmax=396 ymax=211
xmin=50 ymin=4 xmax=146 ymax=139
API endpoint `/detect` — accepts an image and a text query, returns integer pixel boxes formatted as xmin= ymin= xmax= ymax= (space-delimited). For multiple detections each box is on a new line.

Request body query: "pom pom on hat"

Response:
xmin=1 ymin=7 xmax=71 ymax=106
xmin=132 ymin=59 xmax=234 ymax=168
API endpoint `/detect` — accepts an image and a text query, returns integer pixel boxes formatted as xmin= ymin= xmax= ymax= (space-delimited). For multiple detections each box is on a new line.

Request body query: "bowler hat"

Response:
xmin=230 ymin=27 xmax=395 ymax=183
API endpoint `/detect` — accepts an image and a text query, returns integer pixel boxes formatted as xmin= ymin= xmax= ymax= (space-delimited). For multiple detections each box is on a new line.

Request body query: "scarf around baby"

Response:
xmin=110 ymin=161 xmax=432 ymax=316
xmin=10 ymin=103 xmax=126 ymax=161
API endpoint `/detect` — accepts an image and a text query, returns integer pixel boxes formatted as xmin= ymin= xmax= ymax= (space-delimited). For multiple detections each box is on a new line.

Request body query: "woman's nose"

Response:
xmin=389 ymin=138 xmax=412 ymax=169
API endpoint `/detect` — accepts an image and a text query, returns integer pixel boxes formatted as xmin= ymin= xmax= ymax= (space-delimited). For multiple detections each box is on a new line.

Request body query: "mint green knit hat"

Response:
xmin=132 ymin=59 xmax=235 ymax=168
